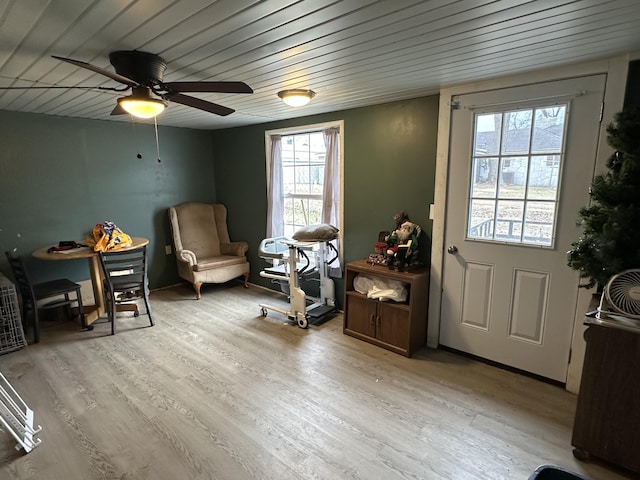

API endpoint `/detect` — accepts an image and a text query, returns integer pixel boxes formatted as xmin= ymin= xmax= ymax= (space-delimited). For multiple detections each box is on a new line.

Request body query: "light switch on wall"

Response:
xmin=165 ymin=245 xmax=172 ymax=255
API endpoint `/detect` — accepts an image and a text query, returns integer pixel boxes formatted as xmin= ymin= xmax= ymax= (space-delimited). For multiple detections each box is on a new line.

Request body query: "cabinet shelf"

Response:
xmin=343 ymin=260 xmax=429 ymax=357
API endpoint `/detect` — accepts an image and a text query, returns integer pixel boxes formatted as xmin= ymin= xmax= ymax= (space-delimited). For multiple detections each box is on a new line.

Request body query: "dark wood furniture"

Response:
xmin=571 ymin=313 xmax=640 ymax=475
xmin=343 ymin=259 xmax=429 ymax=357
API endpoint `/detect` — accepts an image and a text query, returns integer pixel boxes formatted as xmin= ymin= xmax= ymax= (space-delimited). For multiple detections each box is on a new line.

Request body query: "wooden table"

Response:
xmin=33 ymin=237 xmax=149 ymax=326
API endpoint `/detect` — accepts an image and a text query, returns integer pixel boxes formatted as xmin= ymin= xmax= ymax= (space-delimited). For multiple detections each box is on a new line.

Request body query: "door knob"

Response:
xmin=447 ymin=245 xmax=458 ymax=254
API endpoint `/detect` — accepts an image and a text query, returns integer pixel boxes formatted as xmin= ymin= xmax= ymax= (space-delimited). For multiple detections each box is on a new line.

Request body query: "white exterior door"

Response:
xmin=440 ymin=75 xmax=606 ymax=382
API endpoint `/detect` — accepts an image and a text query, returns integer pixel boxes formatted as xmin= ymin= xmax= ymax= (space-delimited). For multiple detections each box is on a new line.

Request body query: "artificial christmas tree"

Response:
xmin=567 ymin=107 xmax=640 ymax=288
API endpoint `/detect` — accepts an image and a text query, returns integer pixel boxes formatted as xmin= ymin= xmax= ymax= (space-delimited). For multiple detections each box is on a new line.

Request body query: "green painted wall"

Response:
xmin=0 ymin=110 xmax=214 ymax=288
xmin=212 ymin=95 xmax=440 ymax=305
xmin=0 ymin=95 xmax=439 ymax=303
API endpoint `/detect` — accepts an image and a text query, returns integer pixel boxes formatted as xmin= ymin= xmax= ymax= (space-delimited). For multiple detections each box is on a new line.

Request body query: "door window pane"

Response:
xmin=467 ymin=103 xmax=567 ymax=247
xmin=532 ymin=107 xmax=566 ymax=152
xmin=469 ymin=199 xmax=495 ymax=239
xmin=502 ymin=110 xmax=532 ymax=155
xmin=496 ymin=200 xmax=524 ymax=241
xmin=498 ymin=157 xmax=528 ymax=199
xmin=524 ymin=201 xmax=556 ymax=245
xmin=471 ymin=157 xmax=499 ymax=198
xmin=474 ymin=114 xmax=502 ymax=155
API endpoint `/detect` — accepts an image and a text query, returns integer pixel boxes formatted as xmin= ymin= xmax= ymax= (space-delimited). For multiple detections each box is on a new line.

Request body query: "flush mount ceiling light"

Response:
xmin=277 ymin=89 xmax=316 ymax=107
xmin=118 ymin=86 xmax=167 ymax=118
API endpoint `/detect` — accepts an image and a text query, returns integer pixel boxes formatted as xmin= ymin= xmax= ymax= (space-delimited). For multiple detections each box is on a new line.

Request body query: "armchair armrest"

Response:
xmin=220 ymin=241 xmax=248 ymax=257
xmin=177 ymin=249 xmax=198 ymax=266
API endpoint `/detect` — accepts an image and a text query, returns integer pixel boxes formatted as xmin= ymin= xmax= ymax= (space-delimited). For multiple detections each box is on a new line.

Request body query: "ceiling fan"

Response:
xmin=6 ymin=50 xmax=253 ymax=118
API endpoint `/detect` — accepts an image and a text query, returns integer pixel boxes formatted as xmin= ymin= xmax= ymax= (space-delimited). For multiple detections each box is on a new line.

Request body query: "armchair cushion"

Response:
xmin=194 ymin=255 xmax=247 ymax=272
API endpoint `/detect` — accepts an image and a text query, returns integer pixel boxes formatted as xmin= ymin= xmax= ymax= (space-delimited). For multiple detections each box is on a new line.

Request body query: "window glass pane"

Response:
xmin=295 ymin=166 xmax=310 ymax=193
xmin=498 ymin=156 xmax=527 ymax=199
xmin=527 ymin=155 xmax=560 ymax=200
xmin=293 ymin=198 xmax=308 ymax=226
xmin=283 ymin=197 xmax=294 ymax=225
xmin=496 ymin=200 xmax=524 ymax=242
xmin=294 ymin=134 xmax=310 ymax=152
xmin=471 ymin=157 xmax=498 ymax=198
xmin=310 ymin=164 xmax=324 ymax=194
xmin=282 ymin=166 xmax=295 ymax=194
xmin=532 ymin=105 xmax=566 ymax=152
xmin=523 ymin=201 xmax=555 ymax=246
xmin=308 ymin=199 xmax=323 ymax=224
xmin=468 ymin=199 xmax=495 ymax=239
xmin=502 ymin=110 xmax=532 ymax=155
xmin=282 ymin=135 xmax=294 ymax=153
xmin=474 ymin=113 xmax=501 ymax=155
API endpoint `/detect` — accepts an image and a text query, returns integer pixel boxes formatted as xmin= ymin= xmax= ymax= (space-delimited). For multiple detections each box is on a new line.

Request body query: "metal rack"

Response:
xmin=0 ymin=372 xmax=42 ymax=452
xmin=0 ymin=273 xmax=40 ymax=452
xmin=0 ymin=272 xmax=26 ymax=355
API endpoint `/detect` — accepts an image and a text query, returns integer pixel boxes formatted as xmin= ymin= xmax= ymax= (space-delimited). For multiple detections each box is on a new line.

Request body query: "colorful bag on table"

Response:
xmin=87 ymin=221 xmax=132 ymax=251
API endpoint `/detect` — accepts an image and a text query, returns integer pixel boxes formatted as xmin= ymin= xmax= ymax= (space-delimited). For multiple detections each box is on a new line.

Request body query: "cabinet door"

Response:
xmin=377 ymin=303 xmax=410 ymax=350
xmin=345 ymin=294 xmax=377 ymax=338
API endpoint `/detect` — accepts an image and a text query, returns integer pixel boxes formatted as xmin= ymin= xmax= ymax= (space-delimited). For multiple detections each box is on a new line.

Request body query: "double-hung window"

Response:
xmin=265 ymin=121 xmax=343 ymax=272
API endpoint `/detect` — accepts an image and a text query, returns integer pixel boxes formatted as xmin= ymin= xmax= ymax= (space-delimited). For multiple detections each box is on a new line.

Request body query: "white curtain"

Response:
xmin=323 ymin=126 xmax=342 ymax=277
xmin=266 ymin=134 xmax=283 ymax=238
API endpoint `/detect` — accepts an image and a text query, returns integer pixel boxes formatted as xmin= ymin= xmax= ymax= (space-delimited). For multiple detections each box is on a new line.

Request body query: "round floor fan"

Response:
xmin=597 ymin=269 xmax=640 ymax=321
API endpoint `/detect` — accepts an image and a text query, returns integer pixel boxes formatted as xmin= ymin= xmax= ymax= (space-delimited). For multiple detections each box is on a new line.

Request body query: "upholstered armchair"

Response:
xmin=168 ymin=202 xmax=249 ymax=299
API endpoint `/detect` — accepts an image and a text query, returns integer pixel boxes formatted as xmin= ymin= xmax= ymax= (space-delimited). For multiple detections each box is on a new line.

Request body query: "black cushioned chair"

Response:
xmin=5 ymin=251 xmax=85 ymax=343
xmin=98 ymin=245 xmax=154 ymax=335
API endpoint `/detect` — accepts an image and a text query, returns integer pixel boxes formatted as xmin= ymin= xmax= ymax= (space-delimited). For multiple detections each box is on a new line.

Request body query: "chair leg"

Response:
xmin=243 ymin=272 xmax=249 ymax=288
xmin=143 ymin=294 xmax=154 ymax=327
xmin=33 ymin=306 xmax=40 ymax=344
xmin=75 ymin=287 xmax=89 ymax=330
xmin=110 ymin=296 xmax=116 ymax=335
xmin=63 ymin=293 xmax=72 ymax=320
xmin=193 ymin=282 xmax=202 ymax=300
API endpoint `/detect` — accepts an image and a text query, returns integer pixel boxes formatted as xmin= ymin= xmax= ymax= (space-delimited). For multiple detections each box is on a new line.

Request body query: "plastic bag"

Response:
xmin=353 ymin=273 xmax=407 ymax=302
xmin=87 ymin=221 xmax=132 ymax=252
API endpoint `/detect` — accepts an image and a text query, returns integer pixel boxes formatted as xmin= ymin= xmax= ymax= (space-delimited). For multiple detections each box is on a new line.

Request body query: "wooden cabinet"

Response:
xmin=571 ymin=320 xmax=640 ymax=474
xmin=343 ymin=260 xmax=429 ymax=357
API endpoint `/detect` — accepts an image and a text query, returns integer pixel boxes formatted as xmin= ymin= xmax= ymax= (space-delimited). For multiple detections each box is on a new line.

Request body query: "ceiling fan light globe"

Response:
xmin=278 ymin=89 xmax=315 ymax=107
xmin=118 ymin=97 xmax=166 ymax=118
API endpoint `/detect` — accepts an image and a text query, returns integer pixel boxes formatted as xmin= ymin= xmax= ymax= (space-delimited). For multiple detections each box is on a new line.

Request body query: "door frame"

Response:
xmin=429 ymin=54 xmax=631 ymax=393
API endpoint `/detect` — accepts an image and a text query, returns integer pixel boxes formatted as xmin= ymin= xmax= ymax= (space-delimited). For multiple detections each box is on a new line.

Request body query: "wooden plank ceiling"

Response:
xmin=0 ymin=0 xmax=639 ymax=130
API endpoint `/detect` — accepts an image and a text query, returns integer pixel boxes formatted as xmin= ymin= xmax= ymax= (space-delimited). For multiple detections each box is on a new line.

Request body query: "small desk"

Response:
xmin=33 ymin=237 xmax=149 ymax=326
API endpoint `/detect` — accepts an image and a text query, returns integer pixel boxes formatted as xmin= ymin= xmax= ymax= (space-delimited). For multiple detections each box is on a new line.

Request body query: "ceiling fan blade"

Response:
xmin=163 ymin=81 xmax=253 ymax=94
xmin=52 ymin=55 xmax=139 ymax=87
xmin=110 ymin=104 xmax=127 ymax=115
xmin=166 ymin=93 xmax=235 ymax=116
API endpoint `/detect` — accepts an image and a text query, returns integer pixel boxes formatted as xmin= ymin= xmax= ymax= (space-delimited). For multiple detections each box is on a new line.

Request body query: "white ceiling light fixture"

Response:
xmin=118 ymin=86 xmax=167 ymax=118
xmin=277 ymin=89 xmax=316 ymax=107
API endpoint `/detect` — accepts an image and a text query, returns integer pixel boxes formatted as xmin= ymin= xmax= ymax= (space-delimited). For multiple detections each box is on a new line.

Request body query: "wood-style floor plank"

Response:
xmin=0 ymin=282 xmax=634 ymax=479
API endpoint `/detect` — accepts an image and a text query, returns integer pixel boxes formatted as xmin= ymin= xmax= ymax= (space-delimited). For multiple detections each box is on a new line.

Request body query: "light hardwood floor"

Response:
xmin=0 ymin=283 xmax=634 ymax=480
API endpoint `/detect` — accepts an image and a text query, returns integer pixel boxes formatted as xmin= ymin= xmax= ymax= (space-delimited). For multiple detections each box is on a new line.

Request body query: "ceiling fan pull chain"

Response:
xmin=154 ymin=116 xmax=161 ymax=163
xmin=129 ymin=115 xmax=143 ymax=160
